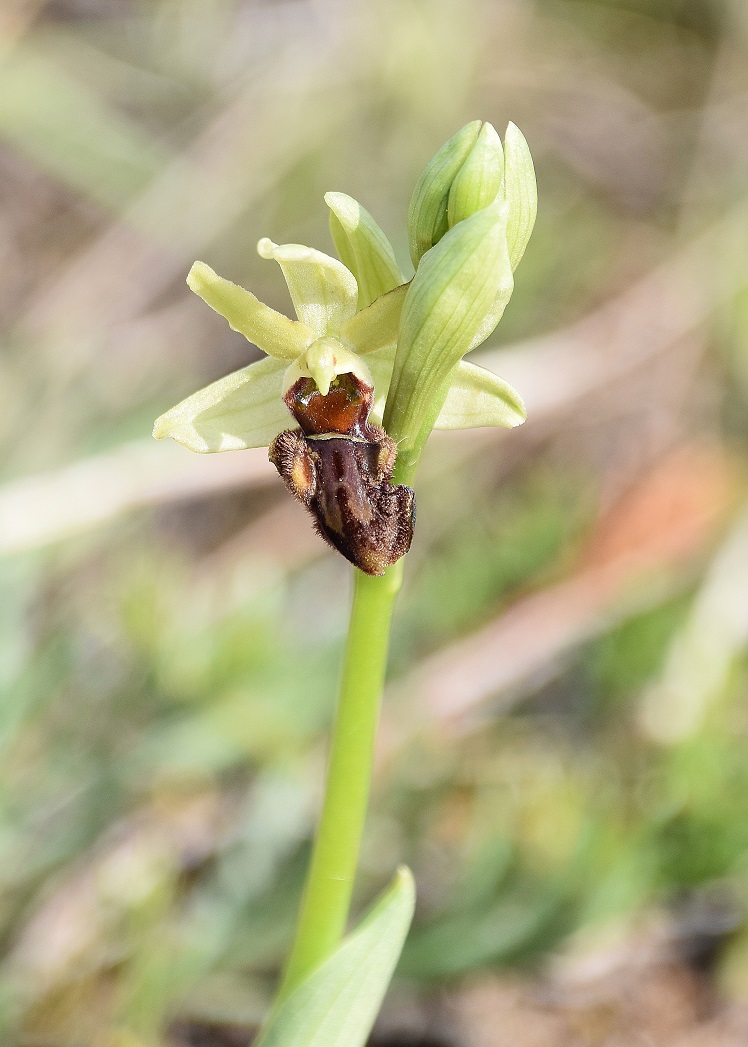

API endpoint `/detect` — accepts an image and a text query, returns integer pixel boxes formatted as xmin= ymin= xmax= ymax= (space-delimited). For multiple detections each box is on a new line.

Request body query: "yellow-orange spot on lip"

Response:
xmin=292 ymin=455 xmax=315 ymax=495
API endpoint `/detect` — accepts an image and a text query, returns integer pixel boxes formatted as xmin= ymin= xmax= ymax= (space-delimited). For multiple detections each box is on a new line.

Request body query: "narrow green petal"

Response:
xmin=325 ymin=192 xmax=403 ymax=309
xmin=187 ymin=261 xmax=313 ymax=360
xmin=503 ymin=122 xmax=537 ymax=271
xmin=257 ymin=238 xmax=358 ymax=338
xmin=340 ymin=282 xmax=409 ymax=355
xmin=436 ymin=359 xmax=526 ymax=429
xmin=407 ymin=121 xmax=482 ymax=266
xmin=447 ymin=122 xmax=504 ymax=228
xmin=152 ymin=356 xmax=288 ymax=453
xmin=384 ymin=202 xmax=513 ymax=450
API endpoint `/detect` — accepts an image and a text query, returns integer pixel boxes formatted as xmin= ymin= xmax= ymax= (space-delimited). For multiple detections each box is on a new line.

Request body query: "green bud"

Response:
xmin=384 ymin=201 xmax=513 ymax=453
xmin=407 ymin=120 xmax=481 ymax=267
xmin=503 ymin=121 xmax=537 ymax=271
xmin=447 ymin=122 xmax=504 ymax=229
xmin=325 ymin=192 xmax=403 ymax=310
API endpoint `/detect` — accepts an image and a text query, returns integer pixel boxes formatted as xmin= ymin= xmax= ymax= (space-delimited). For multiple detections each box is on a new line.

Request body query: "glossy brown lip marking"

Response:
xmin=269 ymin=373 xmax=415 ymax=575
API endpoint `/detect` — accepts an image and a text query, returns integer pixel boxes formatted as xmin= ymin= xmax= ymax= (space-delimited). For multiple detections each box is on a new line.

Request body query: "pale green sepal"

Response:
xmin=340 ymin=282 xmax=409 ymax=355
xmin=407 ymin=121 xmax=481 ymax=267
xmin=283 ymin=337 xmax=374 ymax=398
xmin=447 ymin=122 xmax=504 ymax=229
xmin=503 ymin=122 xmax=537 ymax=271
xmin=187 ymin=262 xmax=313 ymax=360
xmin=256 ymin=868 xmax=415 ymax=1047
xmin=152 ymin=355 xmax=287 ymax=453
xmin=436 ymin=359 xmax=526 ymax=430
xmin=325 ymin=192 xmax=403 ymax=310
xmin=384 ymin=202 xmax=511 ymax=450
xmin=257 ymin=238 xmax=358 ymax=338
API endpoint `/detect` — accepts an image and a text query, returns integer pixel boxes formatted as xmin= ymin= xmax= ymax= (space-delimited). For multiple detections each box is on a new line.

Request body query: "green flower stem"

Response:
xmin=278 ymin=560 xmax=404 ymax=999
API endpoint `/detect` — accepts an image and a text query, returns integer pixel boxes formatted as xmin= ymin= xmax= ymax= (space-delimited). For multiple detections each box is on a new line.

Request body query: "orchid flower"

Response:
xmin=152 ymin=148 xmax=531 ymax=457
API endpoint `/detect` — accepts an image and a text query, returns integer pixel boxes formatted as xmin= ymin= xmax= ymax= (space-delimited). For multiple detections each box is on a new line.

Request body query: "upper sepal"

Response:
xmin=257 ymin=238 xmax=358 ymax=337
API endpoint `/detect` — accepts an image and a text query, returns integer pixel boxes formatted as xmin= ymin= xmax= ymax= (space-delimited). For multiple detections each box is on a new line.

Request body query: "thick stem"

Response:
xmin=278 ymin=561 xmax=403 ymax=998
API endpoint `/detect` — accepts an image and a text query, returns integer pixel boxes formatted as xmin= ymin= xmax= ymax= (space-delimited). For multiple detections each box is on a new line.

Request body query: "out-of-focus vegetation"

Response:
xmin=3 ymin=0 xmax=748 ymax=1044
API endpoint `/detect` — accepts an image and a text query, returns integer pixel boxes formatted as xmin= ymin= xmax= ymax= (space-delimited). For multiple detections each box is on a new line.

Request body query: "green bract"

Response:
xmin=384 ymin=200 xmax=516 ymax=456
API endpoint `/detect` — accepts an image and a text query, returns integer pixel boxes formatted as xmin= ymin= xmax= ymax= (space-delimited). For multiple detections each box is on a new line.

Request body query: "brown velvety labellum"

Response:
xmin=270 ymin=373 xmax=415 ymax=575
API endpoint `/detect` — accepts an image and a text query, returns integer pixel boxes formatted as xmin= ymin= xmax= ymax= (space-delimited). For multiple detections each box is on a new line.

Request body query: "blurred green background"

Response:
xmin=3 ymin=0 xmax=748 ymax=1044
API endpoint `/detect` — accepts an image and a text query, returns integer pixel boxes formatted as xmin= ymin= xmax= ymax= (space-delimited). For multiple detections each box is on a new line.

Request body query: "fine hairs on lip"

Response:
xmin=270 ymin=371 xmax=415 ymax=576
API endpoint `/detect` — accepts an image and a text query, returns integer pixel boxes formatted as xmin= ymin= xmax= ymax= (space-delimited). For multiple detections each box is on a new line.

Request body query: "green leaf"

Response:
xmin=340 ymin=282 xmax=408 ymax=355
xmin=258 ymin=238 xmax=358 ymax=338
xmin=407 ymin=121 xmax=482 ymax=266
xmin=447 ymin=122 xmax=504 ymax=229
xmin=256 ymin=867 xmax=415 ymax=1047
xmin=325 ymin=192 xmax=403 ymax=310
xmin=188 ymin=262 xmax=313 ymax=360
xmin=436 ymin=360 xmax=526 ymax=430
xmin=152 ymin=355 xmax=288 ymax=452
xmin=503 ymin=122 xmax=537 ymax=271
xmin=384 ymin=202 xmax=513 ymax=451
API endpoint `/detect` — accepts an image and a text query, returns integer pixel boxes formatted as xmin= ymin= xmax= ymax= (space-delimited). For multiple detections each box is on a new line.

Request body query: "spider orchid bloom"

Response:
xmin=152 ymin=165 xmax=530 ymax=457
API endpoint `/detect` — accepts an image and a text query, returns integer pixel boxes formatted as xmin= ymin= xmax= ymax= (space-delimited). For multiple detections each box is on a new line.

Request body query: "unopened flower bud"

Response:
xmin=407 ymin=121 xmax=481 ymax=267
xmin=447 ymin=122 xmax=504 ymax=228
